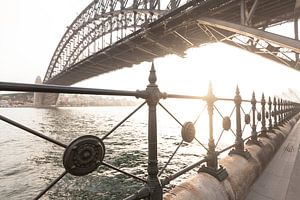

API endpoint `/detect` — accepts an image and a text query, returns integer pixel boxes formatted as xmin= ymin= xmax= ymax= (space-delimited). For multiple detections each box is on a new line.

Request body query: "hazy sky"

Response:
xmin=0 ymin=0 xmax=90 ymax=83
xmin=0 ymin=0 xmax=300 ymax=99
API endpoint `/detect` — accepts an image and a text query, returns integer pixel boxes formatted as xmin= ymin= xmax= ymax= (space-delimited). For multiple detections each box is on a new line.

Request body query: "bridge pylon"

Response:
xmin=34 ymin=76 xmax=58 ymax=107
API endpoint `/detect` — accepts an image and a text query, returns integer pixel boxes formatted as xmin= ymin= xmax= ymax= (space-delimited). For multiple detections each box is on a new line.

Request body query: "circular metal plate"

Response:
xmin=257 ymin=113 xmax=262 ymax=121
xmin=223 ymin=116 xmax=231 ymax=131
xmin=63 ymin=135 xmax=105 ymax=176
xmin=245 ymin=114 xmax=251 ymax=124
xmin=181 ymin=122 xmax=195 ymax=143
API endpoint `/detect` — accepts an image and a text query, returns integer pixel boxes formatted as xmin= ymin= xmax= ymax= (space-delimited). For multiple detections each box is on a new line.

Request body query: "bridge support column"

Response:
xmin=34 ymin=76 xmax=59 ymax=107
xmin=33 ymin=76 xmax=43 ymax=107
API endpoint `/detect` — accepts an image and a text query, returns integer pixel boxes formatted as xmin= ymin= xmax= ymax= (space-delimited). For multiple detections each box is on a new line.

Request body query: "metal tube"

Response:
xmin=205 ymin=82 xmax=217 ymax=169
xmin=145 ymin=63 xmax=162 ymax=200
xmin=166 ymin=93 xmax=205 ymax=100
xmin=235 ymin=86 xmax=243 ymax=151
xmin=240 ymin=0 xmax=246 ymax=25
xmin=247 ymin=92 xmax=259 ymax=145
xmin=278 ymin=98 xmax=282 ymax=125
xmin=229 ymin=86 xmax=250 ymax=159
xmin=198 ymin=83 xmax=227 ymax=181
xmin=260 ymin=93 xmax=267 ymax=136
xmin=273 ymin=97 xmax=278 ymax=127
xmin=0 ymin=81 xmax=144 ymax=98
xmin=268 ymin=96 xmax=273 ymax=130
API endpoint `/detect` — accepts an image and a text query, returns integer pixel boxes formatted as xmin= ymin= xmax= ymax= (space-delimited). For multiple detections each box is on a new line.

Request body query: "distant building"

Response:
xmin=0 ymin=100 xmax=9 ymax=107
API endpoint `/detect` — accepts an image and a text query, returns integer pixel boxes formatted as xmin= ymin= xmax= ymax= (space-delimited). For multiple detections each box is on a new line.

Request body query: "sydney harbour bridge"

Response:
xmin=1 ymin=1 xmax=300 ymax=200
xmin=43 ymin=0 xmax=300 ymax=86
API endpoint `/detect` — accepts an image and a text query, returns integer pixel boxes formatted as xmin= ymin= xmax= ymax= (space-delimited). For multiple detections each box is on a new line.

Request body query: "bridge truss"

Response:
xmin=44 ymin=0 xmax=300 ymax=85
xmin=44 ymin=0 xmax=186 ymax=83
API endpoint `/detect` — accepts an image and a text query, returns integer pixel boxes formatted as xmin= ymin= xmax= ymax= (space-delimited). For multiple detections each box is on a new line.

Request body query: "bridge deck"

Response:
xmin=246 ymin=120 xmax=300 ymax=200
xmin=46 ymin=0 xmax=298 ymax=85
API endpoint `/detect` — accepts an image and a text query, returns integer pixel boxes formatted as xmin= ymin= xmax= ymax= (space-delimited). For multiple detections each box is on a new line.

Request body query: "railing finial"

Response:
xmin=260 ymin=92 xmax=268 ymax=137
xmin=148 ymin=61 xmax=157 ymax=86
xmin=198 ymin=81 xmax=228 ymax=181
xmin=268 ymin=96 xmax=273 ymax=131
xmin=230 ymin=86 xmax=251 ymax=159
xmin=236 ymin=85 xmax=240 ymax=95
xmin=247 ymin=91 xmax=262 ymax=146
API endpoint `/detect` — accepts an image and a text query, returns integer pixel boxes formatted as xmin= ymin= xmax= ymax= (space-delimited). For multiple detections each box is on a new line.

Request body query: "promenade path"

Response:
xmin=246 ymin=120 xmax=300 ymax=200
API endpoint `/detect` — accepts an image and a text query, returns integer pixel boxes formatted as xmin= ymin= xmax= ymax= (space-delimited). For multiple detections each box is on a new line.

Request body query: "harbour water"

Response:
xmin=0 ymin=102 xmax=252 ymax=199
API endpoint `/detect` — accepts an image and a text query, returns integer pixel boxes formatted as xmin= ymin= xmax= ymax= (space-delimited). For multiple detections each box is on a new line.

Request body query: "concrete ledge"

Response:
xmin=164 ymin=114 xmax=300 ymax=200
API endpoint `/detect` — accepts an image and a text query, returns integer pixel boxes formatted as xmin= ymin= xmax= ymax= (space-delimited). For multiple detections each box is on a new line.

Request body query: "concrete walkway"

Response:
xmin=246 ymin=120 xmax=300 ymax=200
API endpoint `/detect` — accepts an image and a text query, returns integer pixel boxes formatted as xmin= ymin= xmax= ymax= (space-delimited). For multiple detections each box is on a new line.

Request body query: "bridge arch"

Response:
xmin=43 ymin=0 xmax=186 ymax=83
xmin=44 ymin=0 xmax=300 ymax=85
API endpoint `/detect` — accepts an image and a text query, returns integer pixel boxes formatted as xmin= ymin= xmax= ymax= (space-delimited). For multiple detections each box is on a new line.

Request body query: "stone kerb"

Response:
xmin=164 ymin=114 xmax=300 ymax=200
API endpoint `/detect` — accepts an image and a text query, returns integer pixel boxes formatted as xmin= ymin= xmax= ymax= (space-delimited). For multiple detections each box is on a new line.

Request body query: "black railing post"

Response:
xmin=291 ymin=102 xmax=294 ymax=117
xmin=283 ymin=100 xmax=286 ymax=123
xmin=279 ymin=99 xmax=283 ymax=126
xmin=198 ymin=82 xmax=228 ymax=181
xmin=247 ymin=92 xmax=260 ymax=145
xmin=260 ymin=93 xmax=268 ymax=138
xmin=268 ymin=96 xmax=273 ymax=131
xmin=145 ymin=62 xmax=162 ymax=200
xmin=289 ymin=101 xmax=292 ymax=120
xmin=229 ymin=86 xmax=250 ymax=159
xmin=273 ymin=97 xmax=278 ymax=128
xmin=278 ymin=98 xmax=282 ymax=126
xmin=289 ymin=101 xmax=292 ymax=117
xmin=283 ymin=100 xmax=286 ymax=124
xmin=282 ymin=99 xmax=284 ymax=122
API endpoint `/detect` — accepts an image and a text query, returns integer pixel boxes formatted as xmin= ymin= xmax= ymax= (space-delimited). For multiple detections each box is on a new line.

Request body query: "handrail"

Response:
xmin=0 ymin=63 xmax=299 ymax=200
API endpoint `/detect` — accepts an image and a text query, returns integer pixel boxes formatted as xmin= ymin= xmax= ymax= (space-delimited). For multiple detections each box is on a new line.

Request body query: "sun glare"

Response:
xmin=76 ymin=43 xmax=300 ymax=101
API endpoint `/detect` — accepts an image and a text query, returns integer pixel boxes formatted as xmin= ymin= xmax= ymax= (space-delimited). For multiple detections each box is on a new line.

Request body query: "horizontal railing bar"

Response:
xmin=217 ymin=98 xmax=262 ymax=104
xmin=0 ymin=82 xmax=145 ymax=98
xmin=161 ymin=158 xmax=208 ymax=186
xmin=0 ymin=114 xmax=67 ymax=148
xmin=217 ymin=97 xmax=234 ymax=101
xmin=166 ymin=93 xmax=206 ymax=100
xmin=241 ymin=99 xmax=262 ymax=104
xmin=242 ymin=99 xmax=252 ymax=103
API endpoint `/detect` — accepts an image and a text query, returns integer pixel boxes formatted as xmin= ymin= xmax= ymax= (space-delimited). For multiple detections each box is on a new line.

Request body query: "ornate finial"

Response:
xmin=273 ymin=97 xmax=277 ymax=105
xmin=236 ymin=85 xmax=240 ymax=95
xmin=234 ymin=85 xmax=242 ymax=104
xmin=208 ymin=81 xmax=213 ymax=96
xmin=268 ymin=96 xmax=272 ymax=105
xmin=261 ymin=93 xmax=265 ymax=104
xmin=148 ymin=61 xmax=157 ymax=86
xmin=251 ymin=91 xmax=256 ymax=104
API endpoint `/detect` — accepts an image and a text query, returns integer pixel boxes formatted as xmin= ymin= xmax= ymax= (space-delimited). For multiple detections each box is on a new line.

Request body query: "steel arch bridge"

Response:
xmin=43 ymin=0 xmax=300 ymax=85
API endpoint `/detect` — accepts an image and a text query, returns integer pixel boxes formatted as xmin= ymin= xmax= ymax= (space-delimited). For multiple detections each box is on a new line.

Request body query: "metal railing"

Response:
xmin=0 ymin=62 xmax=300 ymax=200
